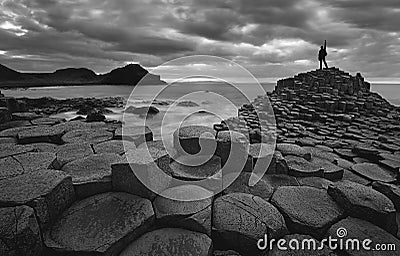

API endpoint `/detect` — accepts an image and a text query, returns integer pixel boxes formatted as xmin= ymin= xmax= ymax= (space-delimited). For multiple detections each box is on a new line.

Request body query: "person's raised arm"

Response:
xmin=324 ymin=40 xmax=327 ymax=50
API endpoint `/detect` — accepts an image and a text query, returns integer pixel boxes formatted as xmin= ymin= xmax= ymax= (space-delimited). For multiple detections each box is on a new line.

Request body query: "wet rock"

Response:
xmin=372 ymin=181 xmax=400 ymax=210
xmin=269 ymin=234 xmax=338 ymax=256
xmin=0 ymin=206 xmax=42 ymax=256
xmin=18 ymin=125 xmax=65 ymax=144
xmin=119 ymin=228 xmax=212 ymax=256
xmin=328 ymin=180 xmax=397 ymax=235
xmin=170 ymin=155 xmax=221 ymax=180
xmin=174 ymin=125 xmax=216 ymax=155
xmin=327 ymin=217 xmax=400 ymax=256
xmin=76 ymin=106 xmax=113 ymax=115
xmin=0 ymin=169 xmax=75 ymax=229
xmin=112 ymin=148 xmax=172 ymax=200
xmin=351 ymin=163 xmax=396 ymax=183
xmin=286 ymin=155 xmax=324 ymax=177
xmin=13 ymin=152 xmax=56 ymax=172
xmin=85 ymin=109 xmax=106 ymax=122
xmin=125 ymin=105 xmax=159 ymax=115
xmin=276 ymin=143 xmax=311 ymax=160
xmin=93 ymin=140 xmax=136 ymax=155
xmin=114 ymin=125 xmax=153 ymax=146
xmin=61 ymin=128 xmax=112 ymax=144
xmin=153 ymin=185 xmax=213 ymax=235
xmin=223 ymin=172 xmax=274 ymax=201
xmin=44 ymin=192 xmax=154 ymax=256
xmin=213 ymin=193 xmax=288 ymax=255
xmin=271 ymin=186 xmax=344 ymax=239
xmin=310 ymin=157 xmax=344 ymax=180
xmin=61 ymin=153 xmax=123 ymax=198
xmin=54 ymin=143 xmax=93 ymax=168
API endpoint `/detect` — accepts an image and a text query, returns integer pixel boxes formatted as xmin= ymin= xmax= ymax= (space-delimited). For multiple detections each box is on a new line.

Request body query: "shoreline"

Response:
xmin=1 ymin=68 xmax=400 ymax=255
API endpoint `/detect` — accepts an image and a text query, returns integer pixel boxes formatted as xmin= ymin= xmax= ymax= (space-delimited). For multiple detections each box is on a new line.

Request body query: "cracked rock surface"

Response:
xmin=271 ymin=186 xmax=344 ymax=239
xmin=213 ymin=192 xmax=287 ymax=255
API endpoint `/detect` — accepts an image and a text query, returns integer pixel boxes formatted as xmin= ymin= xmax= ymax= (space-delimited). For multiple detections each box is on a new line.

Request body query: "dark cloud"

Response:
xmin=0 ymin=0 xmax=398 ymax=78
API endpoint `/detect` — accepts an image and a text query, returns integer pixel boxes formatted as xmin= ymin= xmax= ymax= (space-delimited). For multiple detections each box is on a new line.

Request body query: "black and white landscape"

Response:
xmin=1 ymin=1 xmax=400 ymax=256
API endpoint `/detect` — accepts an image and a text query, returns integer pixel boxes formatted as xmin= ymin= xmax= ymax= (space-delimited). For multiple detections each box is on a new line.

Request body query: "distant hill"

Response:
xmin=0 ymin=63 xmax=166 ymax=87
xmin=0 ymin=64 xmax=22 ymax=81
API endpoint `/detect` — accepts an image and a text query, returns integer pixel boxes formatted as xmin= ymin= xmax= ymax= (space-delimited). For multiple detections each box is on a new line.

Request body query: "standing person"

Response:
xmin=318 ymin=40 xmax=328 ymax=70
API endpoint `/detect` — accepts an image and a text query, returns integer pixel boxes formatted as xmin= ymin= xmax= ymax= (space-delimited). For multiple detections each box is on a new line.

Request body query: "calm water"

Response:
xmin=1 ymin=82 xmax=274 ymax=143
xmin=2 ymin=82 xmax=399 ymax=144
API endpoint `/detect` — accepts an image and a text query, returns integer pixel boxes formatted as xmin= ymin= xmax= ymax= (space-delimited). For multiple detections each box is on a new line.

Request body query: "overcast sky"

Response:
xmin=0 ymin=0 xmax=399 ymax=81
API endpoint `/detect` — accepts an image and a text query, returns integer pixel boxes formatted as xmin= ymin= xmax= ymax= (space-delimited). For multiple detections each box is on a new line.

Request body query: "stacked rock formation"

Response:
xmin=1 ymin=68 xmax=400 ymax=256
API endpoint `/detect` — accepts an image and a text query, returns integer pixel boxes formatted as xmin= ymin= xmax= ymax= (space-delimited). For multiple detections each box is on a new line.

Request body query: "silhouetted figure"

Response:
xmin=318 ymin=40 xmax=328 ymax=70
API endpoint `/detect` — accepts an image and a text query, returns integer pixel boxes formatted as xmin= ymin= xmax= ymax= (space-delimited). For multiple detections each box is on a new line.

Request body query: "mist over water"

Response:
xmin=2 ymin=81 xmax=399 ymax=142
xmin=1 ymin=82 xmax=273 ymax=142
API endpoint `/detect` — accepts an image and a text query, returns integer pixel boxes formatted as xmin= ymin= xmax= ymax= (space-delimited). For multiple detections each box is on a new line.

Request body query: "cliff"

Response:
xmin=0 ymin=63 xmax=166 ymax=88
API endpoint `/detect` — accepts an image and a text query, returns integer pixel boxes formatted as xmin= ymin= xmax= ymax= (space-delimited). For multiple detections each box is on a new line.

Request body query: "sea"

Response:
xmin=2 ymin=82 xmax=399 ymax=144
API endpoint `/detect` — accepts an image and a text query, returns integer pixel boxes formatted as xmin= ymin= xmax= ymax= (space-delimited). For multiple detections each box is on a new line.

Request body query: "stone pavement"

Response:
xmin=1 ymin=68 xmax=400 ymax=255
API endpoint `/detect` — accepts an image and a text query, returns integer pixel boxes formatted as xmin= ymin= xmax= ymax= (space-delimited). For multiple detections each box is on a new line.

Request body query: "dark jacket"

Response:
xmin=318 ymin=48 xmax=327 ymax=60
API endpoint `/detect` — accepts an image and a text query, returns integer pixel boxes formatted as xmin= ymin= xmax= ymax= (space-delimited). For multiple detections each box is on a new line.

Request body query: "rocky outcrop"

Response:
xmin=0 ymin=63 xmax=166 ymax=87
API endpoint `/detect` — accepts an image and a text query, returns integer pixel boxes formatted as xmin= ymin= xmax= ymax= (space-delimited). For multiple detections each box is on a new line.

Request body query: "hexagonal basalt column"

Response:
xmin=173 ymin=125 xmax=216 ymax=155
xmin=44 ymin=192 xmax=154 ymax=256
xmin=0 ymin=206 xmax=42 ymax=256
xmin=0 ymin=169 xmax=75 ymax=229
xmin=61 ymin=153 xmax=124 ymax=198
xmin=112 ymin=147 xmax=172 ymax=201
